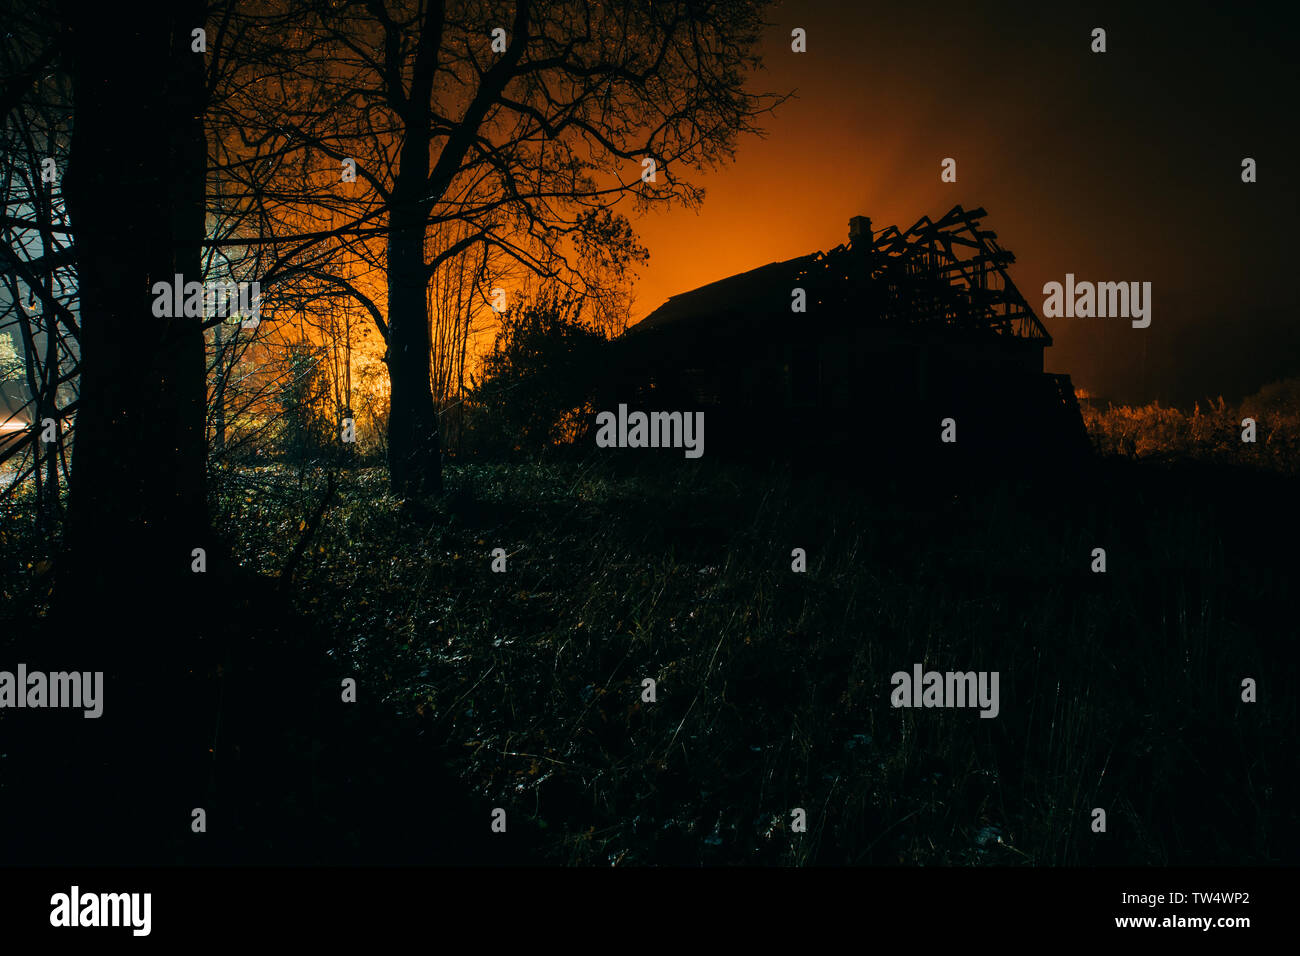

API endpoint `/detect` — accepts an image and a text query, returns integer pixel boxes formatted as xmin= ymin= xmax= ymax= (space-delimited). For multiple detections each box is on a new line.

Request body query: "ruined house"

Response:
xmin=604 ymin=205 xmax=1089 ymax=467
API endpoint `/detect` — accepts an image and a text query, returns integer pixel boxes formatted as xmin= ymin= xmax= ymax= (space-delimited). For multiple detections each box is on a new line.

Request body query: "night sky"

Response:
xmin=630 ymin=1 xmax=1299 ymax=405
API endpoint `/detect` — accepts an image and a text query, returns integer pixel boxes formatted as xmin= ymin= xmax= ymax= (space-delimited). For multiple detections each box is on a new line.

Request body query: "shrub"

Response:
xmin=461 ymin=295 xmax=607 ymax=459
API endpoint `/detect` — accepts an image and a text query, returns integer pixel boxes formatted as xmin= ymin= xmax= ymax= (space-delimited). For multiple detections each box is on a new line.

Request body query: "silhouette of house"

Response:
xmin=605 ymin=205 xmax=1089 ymax=466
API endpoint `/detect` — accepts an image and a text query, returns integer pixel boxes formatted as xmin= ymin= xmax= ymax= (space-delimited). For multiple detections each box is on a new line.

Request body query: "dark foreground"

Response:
xmin=1 ymin=454 xmax=1296 ymax=865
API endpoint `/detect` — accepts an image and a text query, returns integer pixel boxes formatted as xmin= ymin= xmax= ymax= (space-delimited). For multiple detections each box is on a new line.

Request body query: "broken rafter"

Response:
xmin=834 ymin=204 xmax=1049 ymax=343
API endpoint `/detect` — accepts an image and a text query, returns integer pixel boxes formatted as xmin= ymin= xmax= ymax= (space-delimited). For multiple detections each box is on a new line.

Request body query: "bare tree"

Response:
xmin=55 ymin=0 xmax=214 ymax=624
xmin=221 ymin=0 xmax=782 ymax=496
xmin=0 ymin=3 xmax=77 ymax=552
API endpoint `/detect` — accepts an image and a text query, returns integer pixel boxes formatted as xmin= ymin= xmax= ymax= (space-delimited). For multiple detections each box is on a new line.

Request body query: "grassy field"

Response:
xmin=191 ymin=447 xmax=1296 ymax=866
xmin=2 ymin=405 xmax=1297 ymax=865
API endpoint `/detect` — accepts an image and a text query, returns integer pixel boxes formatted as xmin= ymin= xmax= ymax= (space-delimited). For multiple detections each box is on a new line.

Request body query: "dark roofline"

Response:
xmin=626 ymin=253 xmax=815 ymax=337
xmin=621 ymin=205 xmax=1051 ymax=347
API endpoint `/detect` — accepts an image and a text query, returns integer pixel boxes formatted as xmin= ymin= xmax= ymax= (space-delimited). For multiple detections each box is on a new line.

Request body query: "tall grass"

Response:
xmin=207 ymin=456 xmax=1296 ymax=865
xmin=3 ymin=382 xmax=1296 ymax=864
xmin=1082 ymin=379 xmax=1300 ymax=474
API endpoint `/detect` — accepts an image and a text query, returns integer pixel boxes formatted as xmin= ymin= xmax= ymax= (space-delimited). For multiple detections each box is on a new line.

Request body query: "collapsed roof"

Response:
xmin=627 ymin=205 xmax=1050 ymax=346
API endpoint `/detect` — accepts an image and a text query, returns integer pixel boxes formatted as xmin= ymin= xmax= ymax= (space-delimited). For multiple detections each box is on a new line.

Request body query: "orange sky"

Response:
xmin=625 ymin=1 xmax=1298 ymax=406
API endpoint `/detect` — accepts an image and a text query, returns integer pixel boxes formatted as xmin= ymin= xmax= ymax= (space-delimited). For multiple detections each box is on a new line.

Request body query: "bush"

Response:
xmin=461 ymin=296 xmax=607 ymax=459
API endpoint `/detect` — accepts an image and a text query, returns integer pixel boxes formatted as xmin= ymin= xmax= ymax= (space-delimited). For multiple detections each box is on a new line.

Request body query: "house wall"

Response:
xmin=603 ymin=318 xmax=1079 ymax=465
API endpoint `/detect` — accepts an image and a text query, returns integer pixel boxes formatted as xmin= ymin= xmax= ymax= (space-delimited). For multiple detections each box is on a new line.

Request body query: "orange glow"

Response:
xmin=624 ymin=12 xmax=1294 ymax=408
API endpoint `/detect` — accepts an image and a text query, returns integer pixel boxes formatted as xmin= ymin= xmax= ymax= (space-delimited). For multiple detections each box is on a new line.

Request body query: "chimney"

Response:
xmin=848 ymin=215 xmax=872 ymax=247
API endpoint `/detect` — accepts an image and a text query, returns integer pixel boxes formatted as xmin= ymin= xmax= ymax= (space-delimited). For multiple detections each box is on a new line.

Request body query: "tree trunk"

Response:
xmin=59 ymin=0 xmax=212 ymax=640
xmin=385 ymin=212 xmax=441 ymax=497
xmin=213 ymin=319 xmax=226 ymax=455
xmin=5 ymin=0 xmax=226 ymax=866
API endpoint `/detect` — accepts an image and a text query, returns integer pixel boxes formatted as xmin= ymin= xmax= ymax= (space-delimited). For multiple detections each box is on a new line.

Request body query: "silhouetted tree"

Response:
xmin=0 ymin=2 xmax=77 ymax=550
xmin=57 ymin=0 xmax=213 ymax=628
xmin=227 ymin=0 xmax=781 ymax=497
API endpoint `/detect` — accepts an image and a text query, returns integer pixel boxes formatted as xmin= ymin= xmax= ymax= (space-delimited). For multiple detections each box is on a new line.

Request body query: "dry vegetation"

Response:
xmin=200 ymin=453 xmax=1294 ymax=865
xmin=3 ymin=383 xmax=1297 ymax=865
xmin=1081 ymin=378 xmax=1300 ymax=474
